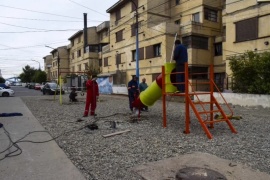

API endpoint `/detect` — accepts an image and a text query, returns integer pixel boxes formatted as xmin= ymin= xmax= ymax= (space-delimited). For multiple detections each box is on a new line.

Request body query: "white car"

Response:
xmin=0 ymin=87 xmax=14 ymax=97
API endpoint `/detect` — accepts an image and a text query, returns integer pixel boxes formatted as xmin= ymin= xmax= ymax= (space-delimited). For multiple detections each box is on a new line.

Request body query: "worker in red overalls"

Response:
xmin=83 ymin=74 xmax=99 ymax=117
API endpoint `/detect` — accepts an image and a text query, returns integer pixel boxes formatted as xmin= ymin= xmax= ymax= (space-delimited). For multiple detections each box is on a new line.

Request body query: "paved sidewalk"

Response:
xmin=0 ymin=97 xmax=86 ymax=180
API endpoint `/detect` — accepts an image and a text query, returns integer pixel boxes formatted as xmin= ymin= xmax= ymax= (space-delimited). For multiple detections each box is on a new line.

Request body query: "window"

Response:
xmin=72 ymin=52 xmax=74 ymax=59
xmin=204 ymin=8 xmax=218 ymax=22
xmin=131 ymin=23 xmax=136 ymax=37
xmin=116 ymin=54 xmax=121 ymax=65
xmin=132 ymin=48 xmax=144 ymax=61
xmin=78 ymin=64 xmax=81 ymax=71
xmin=176 ymin=0 xmax=180 ymax=5
xmin=99 ymin=59 xmax=102 ymax=67
xmin=131 ymin=0 xmax=138 ymax=12
xmin=235 ymin=17 xmax=258 ymax=42
xmin=192 ymin=12 xmax=200 ymax=23
xmin=116 ymin=30 xmax=124 ymax=42
xmin=182 ymin=36 xmax=208 ymax=50
xmin=152 ymin=73 xmax=160 ymax=81
xmin=189 ymin=67 xmax=208 ymax=79
xmin=89 ymin=45 xmax=99 ymax=52
xmin=71 ymin=40 xmax=74 ymax=46
xmin=77 ymin=49 xmax=81 ymax=57
xmin=175 ymin=19 xmax=181 ymax=25
xmin=72 ymin=66 xmax=75 ymax=72
xmin=214 ymin=43 xmax=222 ymax=56
xmin=154 ymin=44 xmax=161 ymax=57
xmin=104 ymin=57 xmax=109 ymax=67
xmin=84 ymin=63 xmax=88 ymax=70
xmin=78 ymin=36 xmax=81 ymax=43
xmin=131 ymin=22 xmax=142 ymax=36
xmin=146 ymin=43 xmax=161 ymax=59
xmin=115 ymin=9 xmax=121 ymax=25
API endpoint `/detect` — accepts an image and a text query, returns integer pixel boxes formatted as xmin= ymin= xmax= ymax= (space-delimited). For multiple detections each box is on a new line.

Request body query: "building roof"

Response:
xmin=43 ymin=55 xmax=52 ymax=60
xmin=50 ymin=46 xmax=67 ymax=54
xmin=106 ymin=0 xmax=128 ymax=13
xmin=68 ymin=30 xmax=83 ymax=40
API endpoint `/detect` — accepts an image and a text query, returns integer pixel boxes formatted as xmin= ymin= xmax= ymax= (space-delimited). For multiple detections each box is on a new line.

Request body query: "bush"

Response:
xmin=229 ymin=51 xmax=270 ymax=94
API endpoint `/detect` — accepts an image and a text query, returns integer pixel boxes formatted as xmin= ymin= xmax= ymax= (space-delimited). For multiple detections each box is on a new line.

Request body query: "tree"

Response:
xmin=34 ymin=71 xmax=47 ymax=83
xmin=19 ymin=65 xmax=37 ymax=82
xmin=229 ymin=51 xmax=270 ymax=94
xmin=0 ymin=76 xmax=5 ymax=83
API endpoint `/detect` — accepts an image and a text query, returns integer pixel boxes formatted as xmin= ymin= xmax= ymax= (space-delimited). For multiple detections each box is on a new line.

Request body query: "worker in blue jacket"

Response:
xmin=128 ymin=76 xmax=139 ymax=112
xmin=173 ymin=40 xmax=188 ymax=92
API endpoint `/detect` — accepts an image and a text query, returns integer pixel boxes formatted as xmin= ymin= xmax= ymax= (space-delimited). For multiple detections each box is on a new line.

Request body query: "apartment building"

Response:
xmin=49 ymin=46 xmax=69 ymax=82
xmin=223 ymin=0 xmax=270 ymax=77
xmin=68 ymin=22 xmax=110 ymax=75
xmin=103 ymin=0 xmax=225 ymax=88
xmin=43 ymin=55 xmax=52 ymax=81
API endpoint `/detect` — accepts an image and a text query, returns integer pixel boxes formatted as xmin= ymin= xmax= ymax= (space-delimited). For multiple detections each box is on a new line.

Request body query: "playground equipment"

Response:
xmin=133 ymin=63 xmax=237 ymax=139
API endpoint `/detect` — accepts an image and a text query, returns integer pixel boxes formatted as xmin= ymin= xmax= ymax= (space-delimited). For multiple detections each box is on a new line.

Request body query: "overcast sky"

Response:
xmin=0 ymin=0 xmax=114 ymax=79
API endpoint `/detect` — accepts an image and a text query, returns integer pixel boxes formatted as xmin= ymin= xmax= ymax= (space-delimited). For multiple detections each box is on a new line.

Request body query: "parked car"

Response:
xmin=28 ymin=82 xmax=35 ymax=89
xmin=0 ymin=83 xmax=10 ymax=89
xmin=34 ymin=83 xmax=41 ymax=90
xmin=15 ymin=82 xmax=22 ymax=86
xmin=42 ymin=82 xmax=65 ymax=95
xmin=0 ymin=87 xmax=14 ymax=97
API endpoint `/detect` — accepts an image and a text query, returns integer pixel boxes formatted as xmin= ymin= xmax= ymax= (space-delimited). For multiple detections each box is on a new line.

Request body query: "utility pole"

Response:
xmin=130 ymin=0 xmax=139 ymax=82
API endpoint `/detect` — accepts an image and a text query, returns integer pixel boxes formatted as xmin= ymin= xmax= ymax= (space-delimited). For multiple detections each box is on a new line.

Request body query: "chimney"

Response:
xmin=83 ymin=13 xmax=88 ymax=52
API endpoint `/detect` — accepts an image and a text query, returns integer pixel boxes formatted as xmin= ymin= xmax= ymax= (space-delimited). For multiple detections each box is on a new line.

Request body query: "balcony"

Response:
xmin=102 ymin=44 xmax=110 ymax=53
xmin=97 ymin=21 xmax=110 ymax=32
xmin=84 ymin=52 xmax=99 ymax=60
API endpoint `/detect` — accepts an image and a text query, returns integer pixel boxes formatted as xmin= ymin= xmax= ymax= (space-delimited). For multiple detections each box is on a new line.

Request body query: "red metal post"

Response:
xmin=210 ymin=64 xmax=214 ymax=128
xmin=184 ymin=63 xmax=190 ymax=134
xmin=162 ymin=66 xmax=167 ymax=128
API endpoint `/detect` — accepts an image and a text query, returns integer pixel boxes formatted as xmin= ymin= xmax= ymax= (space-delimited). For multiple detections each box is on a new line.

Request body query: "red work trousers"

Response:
xmin=84 ymin=92 xmax=97 ymax=116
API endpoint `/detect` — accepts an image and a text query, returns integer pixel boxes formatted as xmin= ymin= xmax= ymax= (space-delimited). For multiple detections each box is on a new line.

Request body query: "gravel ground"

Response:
xmin=21 ymin=94 xmax=270 ymax=180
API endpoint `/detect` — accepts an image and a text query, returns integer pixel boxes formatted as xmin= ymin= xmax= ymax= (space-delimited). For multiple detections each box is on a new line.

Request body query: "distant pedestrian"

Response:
xmin=128 ymin=76 xmax=139 ymax=112
xmin=83 ymin=75 xmax=99 ymax=117
xmin=173 ymin=39 xmax=188 ymax=92
xmin=139 ymin=78 xmax=148 ymax=111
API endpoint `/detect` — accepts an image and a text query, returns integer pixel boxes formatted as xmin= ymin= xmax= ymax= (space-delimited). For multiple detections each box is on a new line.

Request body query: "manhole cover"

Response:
xmin=176 ymin=167 xmax=227 ymax=180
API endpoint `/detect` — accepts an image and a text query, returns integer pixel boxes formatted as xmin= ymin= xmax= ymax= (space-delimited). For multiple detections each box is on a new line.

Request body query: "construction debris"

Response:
xmin=102 ymin=129 xmax=131 ymax=138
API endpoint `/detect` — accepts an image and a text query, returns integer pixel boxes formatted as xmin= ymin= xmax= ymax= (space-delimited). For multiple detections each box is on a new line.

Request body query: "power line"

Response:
xmin=0 ymin=40 xmax=69 ymax=50
xmin=0 ymin=21 xmax=80 ymax=31
xmin=0 ymin=15 xmax=104 ymax=22
xmin=67 ymin=0 xmax=109 ymax=17
xmin=0 ymin=4 xmax=82 ymax=20
xmin=0 ymin=30 xmax=81 ymax=33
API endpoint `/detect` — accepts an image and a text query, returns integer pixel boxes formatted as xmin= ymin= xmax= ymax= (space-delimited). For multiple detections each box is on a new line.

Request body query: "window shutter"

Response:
xmin=139 ymin=47 xmax=144 ymax=60
xmin=116 ymin=30 xmax=123 ymax=42
xmin=131 ymin=24 xmax=136 ymax=36
xmin=146 ymin=45 xmax=154 ymax=59
xmin=236 ymin=17 xmax=258 ymax=42
xmin=115 ymin=9 xmax=121 ymax=21
xmin=116 ymin=54 xmax=121 ymax=65
xmin=104 ymin=57 xmax=108 ymax=67
xmin=131 ymin=0 xmax=138 ymax=12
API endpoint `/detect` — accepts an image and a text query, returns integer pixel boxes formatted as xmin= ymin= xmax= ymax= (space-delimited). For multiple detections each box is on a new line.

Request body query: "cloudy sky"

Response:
xmin=0 ymin=0 xmax=114 ymax=78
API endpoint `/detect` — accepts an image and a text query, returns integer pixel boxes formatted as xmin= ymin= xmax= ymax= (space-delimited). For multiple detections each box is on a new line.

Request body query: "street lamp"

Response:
xmin=45 ymin=45 xmax=60 ymax=84
xmin=130 ymin=0 xmax=140 ymax=82
xmin=31 ymin=59 xmax=41 ymax=70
